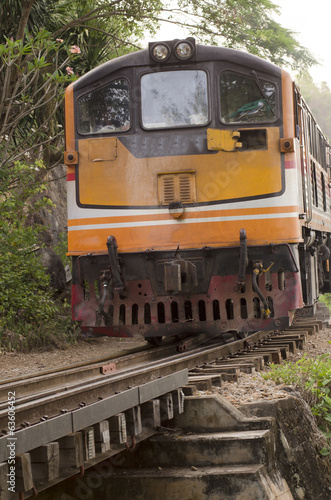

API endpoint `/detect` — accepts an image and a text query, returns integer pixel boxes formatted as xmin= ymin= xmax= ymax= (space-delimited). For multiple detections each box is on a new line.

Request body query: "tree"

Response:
xmin=0 ymin=32 xmax=77 ymax=171
xmin=0 ymin=1 xmax=163 ymax=172
xmin=1 ymin=1 xmax=318 ymax=73
xmin=175 ymin=0 xmax=317 ymax=70
xmin=296 ymin=72 xmax=331 ymax=141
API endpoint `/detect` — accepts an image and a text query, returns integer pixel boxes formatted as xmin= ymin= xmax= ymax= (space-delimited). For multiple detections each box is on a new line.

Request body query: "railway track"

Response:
xmin=0 ymin=318 xmax=323 ymax=435
xmin=0 ymin=330 xmax=268 ymax=433
xmin=188 ymin=318 xmax=323 ymax=391
xmin=0 ymin=316 xmax=326 ymax=498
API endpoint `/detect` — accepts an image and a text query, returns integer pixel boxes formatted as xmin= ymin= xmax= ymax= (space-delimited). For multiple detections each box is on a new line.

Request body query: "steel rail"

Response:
xmin=0 ymin=332 xmax=209 ymax=402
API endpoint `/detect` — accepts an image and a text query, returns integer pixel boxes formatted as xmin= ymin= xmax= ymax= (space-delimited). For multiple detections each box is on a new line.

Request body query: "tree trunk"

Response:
xmin=16 ymin=0 xmax=37 ymax=41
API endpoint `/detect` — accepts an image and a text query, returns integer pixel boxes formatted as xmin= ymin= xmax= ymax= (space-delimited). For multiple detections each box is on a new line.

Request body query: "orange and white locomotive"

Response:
xmin=64 ymin=38 xmax=331 ymax=344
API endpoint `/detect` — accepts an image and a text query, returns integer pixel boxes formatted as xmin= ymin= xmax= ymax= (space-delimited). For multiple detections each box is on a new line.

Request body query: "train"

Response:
xmin=64 ymin=38 xmax=331 ymax=346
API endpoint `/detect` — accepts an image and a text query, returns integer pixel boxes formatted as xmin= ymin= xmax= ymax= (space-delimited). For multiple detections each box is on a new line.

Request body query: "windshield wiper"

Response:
xmin=251 ymin=70 xmax=276 ymax=117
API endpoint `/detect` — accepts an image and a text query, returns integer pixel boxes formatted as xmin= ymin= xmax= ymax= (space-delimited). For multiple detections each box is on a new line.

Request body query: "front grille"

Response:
xmin=158 ymin=171 xmax=196 ymax=205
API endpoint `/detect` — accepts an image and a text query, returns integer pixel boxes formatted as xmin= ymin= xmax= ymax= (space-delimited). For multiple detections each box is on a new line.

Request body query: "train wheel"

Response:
xmin=146 ymin=336 xmax=163 ymax=347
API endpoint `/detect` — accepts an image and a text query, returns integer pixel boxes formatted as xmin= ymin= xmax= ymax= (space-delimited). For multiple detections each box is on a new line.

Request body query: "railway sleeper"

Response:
xmin=188 ymin=375 xmax=222 ymax=388
xmin=207 ymin=362 xmax=257 ymax=374
xmin=266 ymin=339 xmax=296 ymax=353
xmin=188 ymin=378 xmax=215 ymax=391
xmin=292 ymin=318 xmax=323 ymax=330
xmin=272 ymin=333 xmax=306 ymax=349
xmin=187 ymin=341 xmax=292 ymax=391
xmin=289 ymin=325 xmax=316 ymax=335
xmin=228 ymin=354 xmax=265 ymax=370
xmin=264 ymin=340 xmax=295 ymax=354
xmin=260 ymin=343 xmax=290 ymax=358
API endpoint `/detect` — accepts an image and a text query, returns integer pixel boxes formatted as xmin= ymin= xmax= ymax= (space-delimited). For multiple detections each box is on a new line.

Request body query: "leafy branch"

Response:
xmin=0 ymin=31 xmax=77 ymax=171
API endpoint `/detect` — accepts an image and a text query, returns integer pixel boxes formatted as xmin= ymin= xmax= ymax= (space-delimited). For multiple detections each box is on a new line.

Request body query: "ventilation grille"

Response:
xmin=158 ymin=171 xmax=196 ymax=205
xmin=163 ymin=176 xmax=175 ymax=204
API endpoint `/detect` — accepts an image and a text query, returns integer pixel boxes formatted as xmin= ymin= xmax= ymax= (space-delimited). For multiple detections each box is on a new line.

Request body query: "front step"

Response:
xmin=118 ymin=429 xmax=275 ymax=471
xmin=105 ymin=464 xmax=292 ymax=500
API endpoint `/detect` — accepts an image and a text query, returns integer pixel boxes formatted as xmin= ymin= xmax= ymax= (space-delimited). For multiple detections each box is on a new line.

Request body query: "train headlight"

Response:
xmin=151 ymin=44 xmax=170 ymax=62
xmin=175 ymin=41 xmax=194 ymax=60
xmin=149 ymin=38 xmax=196 ymax=64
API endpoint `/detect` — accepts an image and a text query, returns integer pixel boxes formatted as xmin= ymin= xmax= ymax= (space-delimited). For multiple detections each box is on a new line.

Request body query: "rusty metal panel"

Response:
xmin=101 ymin=363 xmax=116 ymax=375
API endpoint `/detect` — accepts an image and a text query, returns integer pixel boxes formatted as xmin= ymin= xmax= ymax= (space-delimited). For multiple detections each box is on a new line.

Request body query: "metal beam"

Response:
xmin=139 ymin=369 xmax=188 ymax=403
xmin=0 ymin=370 xmax=188 ymax=463
xmin=72 ymin=388 xmax=139 ymax=432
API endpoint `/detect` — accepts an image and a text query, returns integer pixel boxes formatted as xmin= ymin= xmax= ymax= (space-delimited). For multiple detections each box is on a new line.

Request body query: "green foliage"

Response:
xmin=54 ymin=231 xmax=71 ymax=270
xmin=320 ymin=294 xmax=331 ymax=312
xmin=0 ymin=0 xmax=163 ymax=75
xmin=176 ymin=0 xmax=317 ymax=70
xmin=0 ymin=0 xmax=67 ymax=42
xmin=0 ymin=26 xmax=81 ymax=351
xmin=65 ymin=0 xmax=148 ymax=74
xmin=296 ymin=73 xmax=331 ymax=141
xmin=0 ymin=161 xmax=53 ymax=320
xmin=263 ymin=354 xmax=331 ymax=454
xmin=0 ymin=30 xmax=78 ymax=171
xmin=0 ymin=158 xmax=77 ymax=351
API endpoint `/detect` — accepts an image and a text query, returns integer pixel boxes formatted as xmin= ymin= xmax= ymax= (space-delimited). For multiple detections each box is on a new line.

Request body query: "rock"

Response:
xmin=37 ymin=247 xmax=66 ymax=292
xmin=65 ymin=265 xmax=72 ymax=283
xmin=238 ymin=395 xmax=331 ymax=500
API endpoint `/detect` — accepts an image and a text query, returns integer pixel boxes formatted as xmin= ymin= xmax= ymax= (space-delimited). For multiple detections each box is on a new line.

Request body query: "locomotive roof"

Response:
xmin=73 ymin=42 xmax=283 ymax=92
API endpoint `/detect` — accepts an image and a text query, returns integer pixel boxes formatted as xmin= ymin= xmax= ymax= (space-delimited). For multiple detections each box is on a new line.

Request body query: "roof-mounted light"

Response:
xmin=151 ymin=43 xmax=170 ymax=62
xmin=174 ymin=41 xmax=194 ymax=60
xmin=148 ymin=38 xmax=196 ymax=64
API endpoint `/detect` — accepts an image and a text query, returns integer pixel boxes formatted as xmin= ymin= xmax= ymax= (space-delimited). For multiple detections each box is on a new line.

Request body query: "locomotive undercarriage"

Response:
xmin=298 ymin=229 xmax=331 ymax=316
xmin=72 ymin=236 xmax=304 ymax=342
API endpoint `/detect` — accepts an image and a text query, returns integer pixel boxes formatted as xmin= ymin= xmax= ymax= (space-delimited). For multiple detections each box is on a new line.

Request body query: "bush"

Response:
xmin=0 ymin=32 xmax=79 ymax=351
xmin=320 ymin=294 xmax=331 ymax=312
xmin=0 ymin=159 xmax=77 ymax=350
xmin=263 ymin=353 xmax=331 ymax=455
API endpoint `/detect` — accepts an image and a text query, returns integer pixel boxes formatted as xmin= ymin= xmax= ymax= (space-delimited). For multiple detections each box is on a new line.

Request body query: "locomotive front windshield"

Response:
xmin=220 ymin=71 xmax=277 ymax=123
xmin=77 ymin=78 xmax=130 ymax=134
xmin=141 ymin=70 xmax=208 ymax=129
xmin=76 ymin=69 xmax=277 ymax=134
